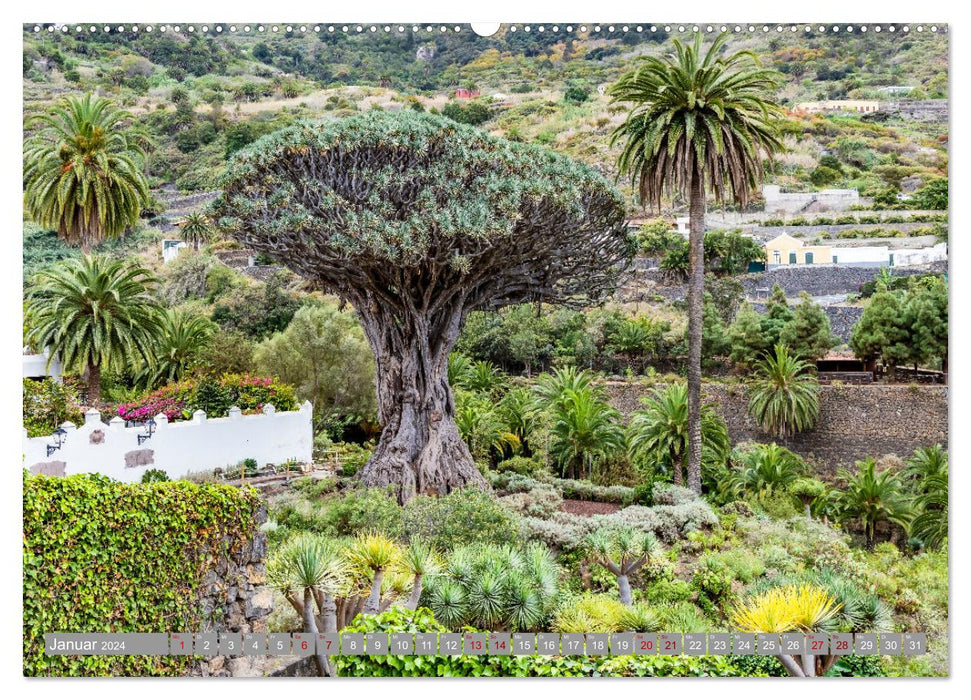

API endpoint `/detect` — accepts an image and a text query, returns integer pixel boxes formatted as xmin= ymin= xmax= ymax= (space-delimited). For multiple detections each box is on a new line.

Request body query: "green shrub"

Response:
xmin=402 ymin=489 xmax=521 ymax=551
xmin=494 ymin=456 xmax=548 ymax=478
xmin=140 ymin=468 xmax=169 ymax=483
xmin=499 ymin=483 xmax=563 ymax=519
xmin=644 ymin=577 xmax=695 ymax=605
xmin=23 ymin=377 xmax=84 ymax=437
xmin=325 ymin=487 xmax=404 ymax=538
xmin=598 ymin=655 xmax=760 ymax=677
xmin=23 ymin=473 xmax=262 ymax=676
xmin=292 ymin=476 xmax=339 ymax=498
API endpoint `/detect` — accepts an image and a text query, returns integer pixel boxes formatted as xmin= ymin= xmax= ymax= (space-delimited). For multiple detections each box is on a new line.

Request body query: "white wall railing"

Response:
xmin=24 ymin=401 xmax=313 ymax=483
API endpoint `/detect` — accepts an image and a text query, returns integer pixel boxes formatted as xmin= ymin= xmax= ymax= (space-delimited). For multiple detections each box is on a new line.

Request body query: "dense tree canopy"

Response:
xmin=213 ymin=111 xmax=633 ymax=501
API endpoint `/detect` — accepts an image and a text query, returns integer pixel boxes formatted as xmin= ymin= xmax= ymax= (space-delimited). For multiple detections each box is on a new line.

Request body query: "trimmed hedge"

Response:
xmin=23 ymin=472 xmax=262 ymax=676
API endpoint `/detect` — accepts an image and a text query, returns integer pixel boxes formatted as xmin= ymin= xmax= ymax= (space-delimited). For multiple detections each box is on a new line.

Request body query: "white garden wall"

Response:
xmin=23 ymin=402 xmax=313 ymax=483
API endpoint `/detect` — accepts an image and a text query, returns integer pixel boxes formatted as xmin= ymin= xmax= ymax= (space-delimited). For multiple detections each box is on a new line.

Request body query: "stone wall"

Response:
xmin=739 ymin=262 xmax=945 ymax=297
xmin=195 ymin=501 xmax=274 ymax=678
xmin=605 ymin=381 xmax=948 ymax=475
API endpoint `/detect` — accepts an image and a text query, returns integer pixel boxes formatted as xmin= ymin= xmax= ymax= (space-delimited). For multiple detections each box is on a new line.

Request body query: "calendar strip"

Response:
xmin=44 ymin=632 xmax=927 ymax=657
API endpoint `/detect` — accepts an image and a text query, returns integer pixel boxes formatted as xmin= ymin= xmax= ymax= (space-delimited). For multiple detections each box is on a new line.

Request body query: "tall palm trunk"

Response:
xmin=86 ymin=362 xmax=102 ymax=405
xmin=686 ymin=172 xmax=706 ymax=494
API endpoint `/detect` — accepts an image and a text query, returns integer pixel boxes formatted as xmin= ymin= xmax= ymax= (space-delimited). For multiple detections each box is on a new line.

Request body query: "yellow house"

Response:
xmin=764 ymin=233 xmax=833 ymax=268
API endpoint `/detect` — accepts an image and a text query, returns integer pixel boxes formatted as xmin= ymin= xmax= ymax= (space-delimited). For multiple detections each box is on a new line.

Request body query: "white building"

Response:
xmin=23 ymin=347 xmax=61 ymax=381
xmin=162 ymin=239 xmax=189 ymax=263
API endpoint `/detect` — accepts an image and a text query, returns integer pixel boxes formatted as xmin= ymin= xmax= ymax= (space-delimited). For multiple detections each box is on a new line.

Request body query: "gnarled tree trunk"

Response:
xmin=355 ymin=296 xmax=487 ymax=504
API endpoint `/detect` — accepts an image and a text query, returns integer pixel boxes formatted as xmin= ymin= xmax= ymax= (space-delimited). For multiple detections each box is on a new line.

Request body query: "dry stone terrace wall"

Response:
xmin=605 ymin=381 xmax=948 ymax=475
xmin=195 ymin=502 xmax=274 ymax=678
xmin=739 ymin=262 xmax=947 ymax=297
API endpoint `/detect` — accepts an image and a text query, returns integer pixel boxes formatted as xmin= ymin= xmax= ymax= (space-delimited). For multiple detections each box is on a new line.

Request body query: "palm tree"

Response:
xmin=498 ymin=387 xmax=544 ymax=456
xmin=136 ymin=309 xmax=216 ymax=388
xmin=24 ymin=94 xmax=153 ymax=253
xmin=904 ymin=445 xmax=948 ymax=549
xmin=748 ymin=344 xmax=820 ymax=439
xmin=836 ymin=459 xmax=913 ymax=548
xmin=611 ymin=34 xmax=784 ymax=494
xmin=535 ymin=365 xmax=600 ymax=407
xmin=627 ymin=383 xmax=730 ymax=487
xmin=910 ymin=474 xmax=948 ymax=549
xmin=25 ymin=255 xmax=163 ymax=403
xmin=179 ymin=212 xmax=214 ymax=250
xmin=549 ymin=387 xmax=625 ymax=480
xmin=586 ymin=527 xmax=664 ymax=605
xmin=728 ymin=442 xmax=806 ymax=497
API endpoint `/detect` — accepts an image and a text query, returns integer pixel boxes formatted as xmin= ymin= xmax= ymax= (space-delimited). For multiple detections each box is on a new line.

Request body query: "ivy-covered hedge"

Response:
xmin=23 ymin=472 xmax=262 ymax=676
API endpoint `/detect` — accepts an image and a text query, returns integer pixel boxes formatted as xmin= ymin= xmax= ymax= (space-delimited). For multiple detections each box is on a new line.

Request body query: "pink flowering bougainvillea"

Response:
xmin=116 ymin=375 xmax=297 ymax=423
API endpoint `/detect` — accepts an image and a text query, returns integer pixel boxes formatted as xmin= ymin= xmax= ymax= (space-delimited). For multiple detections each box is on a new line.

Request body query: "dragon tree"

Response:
xmin=213 ymin=112 xmax=633 ymax=502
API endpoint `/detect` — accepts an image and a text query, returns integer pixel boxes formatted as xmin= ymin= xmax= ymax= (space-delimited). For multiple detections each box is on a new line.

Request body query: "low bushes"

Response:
xmin=23 ymin=472 xmax=263 ymax=676
xmin=23 ymin=377 xmax=83 ymax=437
xmin=115 ymin=373 xmax=298 ymax=422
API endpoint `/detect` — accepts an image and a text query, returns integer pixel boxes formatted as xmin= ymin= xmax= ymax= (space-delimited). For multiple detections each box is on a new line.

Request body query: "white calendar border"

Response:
xmin=3 ymin=0 xmax=962 ymax=696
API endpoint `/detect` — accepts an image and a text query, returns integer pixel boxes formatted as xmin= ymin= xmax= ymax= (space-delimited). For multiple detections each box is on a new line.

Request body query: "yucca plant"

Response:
xmin=748 ymin=344 xmax=820 ymax=438
xmin=267 ymin=534 xmax=345 ymax=676
xmin=731 ymin=584 xmax=841 ymax=677
xmin=424 ymin=542 xmax=560 ymax=631
xmin=789 ymin=477 xmax=827 ymax=519
xmin=587 ymin=527 xmax=663 ymax=605
xmin=400 ymin=538 xmax=441 ymax=610
xmin=345 ymin=531 xmax=402 ymax=615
